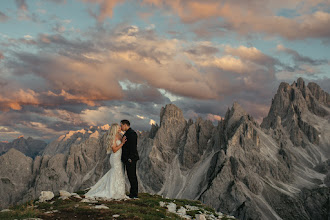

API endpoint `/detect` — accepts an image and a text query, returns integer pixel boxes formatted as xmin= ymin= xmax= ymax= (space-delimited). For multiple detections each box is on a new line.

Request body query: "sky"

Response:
xmin=0 ymin=0 xmax=329 ymax=142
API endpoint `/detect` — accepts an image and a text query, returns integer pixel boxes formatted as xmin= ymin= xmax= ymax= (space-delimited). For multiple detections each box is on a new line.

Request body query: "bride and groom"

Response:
xmin=85 ymin=120 xmax=139 ymax=200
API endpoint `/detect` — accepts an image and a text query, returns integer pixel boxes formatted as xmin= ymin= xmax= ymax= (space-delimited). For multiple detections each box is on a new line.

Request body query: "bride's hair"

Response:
xmin=106 ymin=123 xmax=119 ymax=153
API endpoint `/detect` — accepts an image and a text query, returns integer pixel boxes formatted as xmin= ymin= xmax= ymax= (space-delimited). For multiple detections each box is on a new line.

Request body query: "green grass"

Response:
xmin=0 ymin=192 xmax=234 ymax=220
xmin=0 ymin=193 xmax=182 ymax=220
xmin=0 ymin=200 xmax=42 ymax=219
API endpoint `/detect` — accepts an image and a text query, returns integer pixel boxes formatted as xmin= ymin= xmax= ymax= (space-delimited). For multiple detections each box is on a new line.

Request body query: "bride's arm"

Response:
xmin=112 ymin=137 xmax=127 ymax=153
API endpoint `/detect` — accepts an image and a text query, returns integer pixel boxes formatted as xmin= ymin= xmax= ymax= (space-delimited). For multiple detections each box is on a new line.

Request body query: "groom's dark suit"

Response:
xmin=121 ymin=127 xmax=139 ymax=197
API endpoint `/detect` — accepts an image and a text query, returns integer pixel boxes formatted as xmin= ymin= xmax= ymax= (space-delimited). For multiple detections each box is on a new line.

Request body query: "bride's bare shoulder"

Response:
xmin=115 ymin=134 xmax=121 ymax=140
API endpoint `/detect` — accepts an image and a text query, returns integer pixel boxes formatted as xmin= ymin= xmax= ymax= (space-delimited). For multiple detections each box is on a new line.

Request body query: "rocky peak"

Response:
xmin=263 ymin=78 xmax=329 ymax=128
xmin=261 ymin=78 xmax=328 ymax=147
xmin=149 ymin=123 xmax=159 ymax=139
xmin=2 ymin=148 xmax=28 ymax=159
xmin=231 ymin=102 xmax=247 ymax=117
xmin=160 ymin=104 xmax=186 ymax=128
xmin=292 ymin=77 xmax=306 ymax=90
xmin=224 ymin=102 xmax=249 ymax=128
xmin=307 ymin=82 xmax=330 ymax=107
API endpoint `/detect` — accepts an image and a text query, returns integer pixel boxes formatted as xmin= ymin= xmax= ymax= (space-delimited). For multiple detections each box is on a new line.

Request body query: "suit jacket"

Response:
xmin=121 ymin=127 xmax=139 ymax=163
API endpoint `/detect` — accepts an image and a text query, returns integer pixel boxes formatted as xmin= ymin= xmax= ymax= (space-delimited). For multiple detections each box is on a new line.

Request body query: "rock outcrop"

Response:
xmin=0 ymin=149 xmax=33 ymax=208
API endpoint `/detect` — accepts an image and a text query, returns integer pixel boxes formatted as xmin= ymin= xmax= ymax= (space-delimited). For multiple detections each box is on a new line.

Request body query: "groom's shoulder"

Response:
xmin=127 ymin=128 xmax=136 ymax=134
xmin=130 ymin=128 xmax=137 ymax=135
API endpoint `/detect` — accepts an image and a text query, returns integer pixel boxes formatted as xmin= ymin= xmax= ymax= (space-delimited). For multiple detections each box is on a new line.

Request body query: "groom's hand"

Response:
xmin=128 ymin=159 xmax=132 ymax=163
xmin=122 ymin=136 xmax=127 ymax=144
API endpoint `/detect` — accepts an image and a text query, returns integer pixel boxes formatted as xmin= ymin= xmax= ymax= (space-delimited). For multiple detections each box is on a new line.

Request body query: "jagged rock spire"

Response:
xmin=160 ymin=104 xmax=185 ymax=128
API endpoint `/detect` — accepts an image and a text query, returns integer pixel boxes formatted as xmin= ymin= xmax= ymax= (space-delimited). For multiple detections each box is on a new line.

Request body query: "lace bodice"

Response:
xmin=107 ymin=139 xmax=122 ymax=154
xmin=115 ymin=140 xmax=121 ymax=148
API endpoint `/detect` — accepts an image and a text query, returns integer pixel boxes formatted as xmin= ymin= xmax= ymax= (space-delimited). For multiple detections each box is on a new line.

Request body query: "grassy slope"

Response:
xmin=0 ymin=190 xmax=235 ymax=220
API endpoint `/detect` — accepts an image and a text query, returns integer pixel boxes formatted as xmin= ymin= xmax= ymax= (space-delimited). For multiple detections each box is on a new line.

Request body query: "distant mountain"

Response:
xmin=0 ymin=137 xmax=47 ymax=158
xmin=0 ymin=78 xmax=329 ymax=220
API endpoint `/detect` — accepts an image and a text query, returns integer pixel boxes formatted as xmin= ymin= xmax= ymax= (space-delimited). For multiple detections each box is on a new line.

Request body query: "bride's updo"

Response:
xmin=106 ymin=123 xmax=119 ymax=154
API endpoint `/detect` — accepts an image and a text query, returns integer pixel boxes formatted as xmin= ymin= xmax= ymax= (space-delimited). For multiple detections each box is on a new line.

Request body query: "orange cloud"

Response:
xmin=0 ymin=89 xmax=40 ymax=110
xmin=206 ymin=113 xmax=223 ymax=122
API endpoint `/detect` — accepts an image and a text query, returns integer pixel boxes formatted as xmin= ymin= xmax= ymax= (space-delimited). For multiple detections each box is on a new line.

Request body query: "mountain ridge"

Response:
xmin=0 ymin=136 xmax=47 ymax=158
xmin=0 ymin=78 xmax=329 ymax=220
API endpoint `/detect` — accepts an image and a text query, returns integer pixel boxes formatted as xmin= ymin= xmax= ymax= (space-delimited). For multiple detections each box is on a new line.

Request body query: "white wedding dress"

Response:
xmin=85 ymin=140 xmax=126 ymax=200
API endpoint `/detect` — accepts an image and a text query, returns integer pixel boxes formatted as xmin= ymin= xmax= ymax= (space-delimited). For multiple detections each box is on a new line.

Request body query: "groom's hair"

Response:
xmin=121 ymin=119 xmax=130 ymax=126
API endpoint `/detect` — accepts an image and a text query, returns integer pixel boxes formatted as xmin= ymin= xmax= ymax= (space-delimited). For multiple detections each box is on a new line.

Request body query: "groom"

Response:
xmin=120 ymin=119 xmax=139 ymax=198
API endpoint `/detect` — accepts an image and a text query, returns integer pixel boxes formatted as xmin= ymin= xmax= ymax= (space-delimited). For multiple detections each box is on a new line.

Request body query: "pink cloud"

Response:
xmin=15 ymin=0 xmax=28 ymax=11
xmin=141 ymin=0 xmax=330 ymax=40
xmin=0 ymin=11 xmax=8 ymax=22
xmin=3 ymin=25 xmax=279 ymax=111
xmin=224 ymin=46 xmax=277 ymax=66
xmin=81 ymin=0 xmax=125 ymax=22
xmin=0 ymin=89 xmax=40 ymax=111
xmin=206 ymin=113 xmax=223 ymax=122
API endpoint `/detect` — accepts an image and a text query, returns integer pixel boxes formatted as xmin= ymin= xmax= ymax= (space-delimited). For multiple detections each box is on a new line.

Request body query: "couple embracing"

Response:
xmin=85 ymin=120 xmax=139 ymax=200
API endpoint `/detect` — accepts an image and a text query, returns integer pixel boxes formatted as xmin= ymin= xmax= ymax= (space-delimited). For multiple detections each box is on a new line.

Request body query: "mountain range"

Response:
xmin=0 ymin=78 xmax=329 ymax=220
xmin=0 ymin=136 xmax=47 ymax=158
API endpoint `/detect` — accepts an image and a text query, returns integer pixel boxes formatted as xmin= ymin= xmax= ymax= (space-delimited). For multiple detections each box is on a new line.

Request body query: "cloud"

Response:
xmin=0 ymin=89 xmax=40 ymax=111
xmin=225 ymin=45 xmax=278 ymax=67
xmin=80 ymin=102 xmax=163 ymax=131
xmin=24 ymin=35 xmax=33 ymax=39
xmin=277 ymin=44 xmax=328 ymax=65
xmin=52 ymin=23 xmax=66 ymax=33
xmin=198 ymin=55 xmax=249 ymax=74
xmin=2 ymin=25 xmax=281 ymax=112
xmin=0 ymin=23 xmax=294 ymax=141
xmin=46 ymin=0 xmax=67 ymax=3
xmin=206 ymin=114 xmax=222 ymax=122
xmin=0 ymin=11 xmax=9 ymax=22
xmin=0 ymin=126 xmax=16 ymax=133
xmin=23 ymin=0 xmax=328 ymax=40
xmin=81 ymin=0 xmax=125 ymax=22
xmin=140 ymin=0 xmax=330 ymax=40
xmin=137 ymin=115 xmax=145 ymax=119
xmin=123 ymin=84 xmax=170 ymax=103
xmin=0 ymin=104 xmax=92 ymax=141
xmin=15 ymin=0 xmax=28 ymax=11
xmin=185 ymin=42 xmax=219 ymax=56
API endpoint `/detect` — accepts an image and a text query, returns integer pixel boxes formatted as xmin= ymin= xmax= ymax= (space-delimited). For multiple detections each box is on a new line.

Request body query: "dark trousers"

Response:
xmin=124 ymin=161 xmax=138 ymax=197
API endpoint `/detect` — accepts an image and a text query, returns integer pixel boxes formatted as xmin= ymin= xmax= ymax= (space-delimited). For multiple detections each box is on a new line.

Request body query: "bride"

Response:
xmin=85 ymin=123 xmax=127 ymax=200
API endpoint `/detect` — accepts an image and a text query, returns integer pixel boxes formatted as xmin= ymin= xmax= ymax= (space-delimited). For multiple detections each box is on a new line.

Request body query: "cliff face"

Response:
xmin=0 ymin=78 xmax=329 ymax=220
